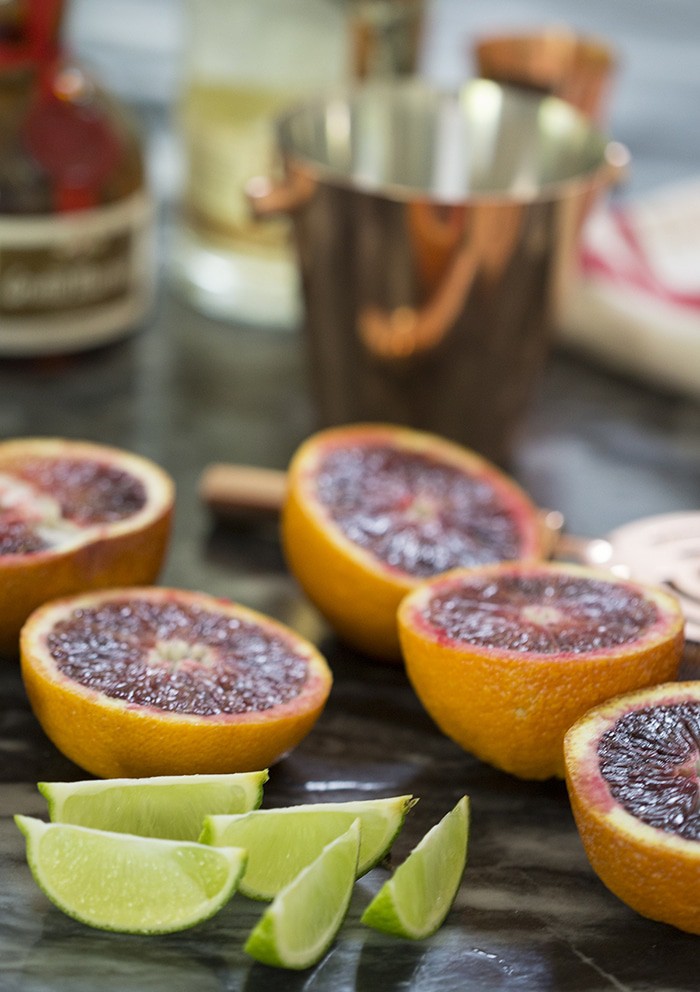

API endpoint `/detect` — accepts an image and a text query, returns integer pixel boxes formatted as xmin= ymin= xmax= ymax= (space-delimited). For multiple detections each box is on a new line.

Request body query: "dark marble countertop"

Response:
xmin=2 ymin=296 xmax=699 ymax=992
xmin=2 ymin=2 xmax=700 ymax=989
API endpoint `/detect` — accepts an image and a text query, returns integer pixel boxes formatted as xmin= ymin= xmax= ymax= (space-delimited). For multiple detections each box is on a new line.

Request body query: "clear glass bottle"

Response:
xmin=170 ymin=0 xmax=350 ymax=330
xmin=0 ymin=0 xmax=156 ymax=356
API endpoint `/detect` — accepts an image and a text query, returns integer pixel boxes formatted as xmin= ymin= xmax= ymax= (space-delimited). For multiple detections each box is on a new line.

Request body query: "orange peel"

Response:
xmin=399 ymin=562 xmax=685 ymax=779
xmin=21 ymin=586 xmax=332 ymax=778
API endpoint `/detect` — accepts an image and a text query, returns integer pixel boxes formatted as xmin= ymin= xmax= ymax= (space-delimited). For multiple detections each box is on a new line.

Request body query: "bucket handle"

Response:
xmin=358 ymin=245 xmax=479 ymax=361
xmin=245 ymin=171 xmax=316 ymax=218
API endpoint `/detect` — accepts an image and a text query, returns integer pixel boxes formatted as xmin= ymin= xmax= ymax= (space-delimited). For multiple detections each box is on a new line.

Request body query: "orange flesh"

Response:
xmin=417 ymin=571 xmax=661 ymax=655
xmin=46 ymin=596 xmax=311 ymax=716
xmin=284 ymin=424 xmax=544 ymax=662
xmin=20 ymin=588 xmax=333 ymax=777
xmin=597 ymin=701 xmax=700 ymax=839
xmin=0 ymin=457 xmax=147 ymax=554
xmin=313 ymin=442 xmax=537 ymax=579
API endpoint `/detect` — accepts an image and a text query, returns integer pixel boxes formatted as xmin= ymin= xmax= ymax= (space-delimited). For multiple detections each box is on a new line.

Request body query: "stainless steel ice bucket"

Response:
xmin=250 ymin=79 xmax=626 ymax=463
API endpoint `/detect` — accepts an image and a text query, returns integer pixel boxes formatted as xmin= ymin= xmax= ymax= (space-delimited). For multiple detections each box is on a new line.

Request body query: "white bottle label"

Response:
xmin=0 ymin=191 xmax=155 ymax=354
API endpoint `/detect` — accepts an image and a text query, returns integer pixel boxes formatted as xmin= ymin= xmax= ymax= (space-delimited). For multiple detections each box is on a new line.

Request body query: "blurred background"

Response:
xmin=61 ymin=0 xmax=700 ymax=395
xmin=3 ymin=0 xmax=699 ymax=541
xmin=64 ymin=0 xmax=700 ymax=197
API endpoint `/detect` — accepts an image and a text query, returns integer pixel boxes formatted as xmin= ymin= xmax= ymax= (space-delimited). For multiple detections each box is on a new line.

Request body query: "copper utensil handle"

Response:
xmin=198 ymin=464 xmax=568 ymax=557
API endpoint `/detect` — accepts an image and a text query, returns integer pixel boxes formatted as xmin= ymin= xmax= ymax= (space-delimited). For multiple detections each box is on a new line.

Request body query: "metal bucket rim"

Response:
xmin=274 ymin=77 xmax=623 ymax=206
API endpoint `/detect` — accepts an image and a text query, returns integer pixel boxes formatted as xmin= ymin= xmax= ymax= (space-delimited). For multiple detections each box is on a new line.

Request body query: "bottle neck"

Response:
xmin=0 ymin=64 xmax=36 ymax=144
xmin=0 ymin=0 xmax=66 ymax=139
xmin=0 ymin=0 xmax=65 ymax=71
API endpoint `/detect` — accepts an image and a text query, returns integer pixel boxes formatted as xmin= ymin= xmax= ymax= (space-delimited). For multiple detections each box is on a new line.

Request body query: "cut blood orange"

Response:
xmin=282 ymin=424 xmax=544 ymax=661
xmin=20 ymin=587 xmax=332 ymax=778
xmin=398 ymin=562 xmax=685 ymax=779
xmin=565 ymin=681 xmax=700 ymax=934
xmin=0 ymin=438 xmax=174 ymax=657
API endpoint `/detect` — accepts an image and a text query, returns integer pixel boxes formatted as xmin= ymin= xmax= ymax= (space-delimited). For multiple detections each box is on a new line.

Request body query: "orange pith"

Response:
xmin=20 ymin=587 xmax=333 ymax=778
xmin=0 ymin=438 xmax=174 ymax=658
xmin=564 ymin=682 xmax=700 ymax=935
xmin=282 ymin=423 xmax=544 ymax=662
xmin=398 ymin=562 xmax=685 ymax=780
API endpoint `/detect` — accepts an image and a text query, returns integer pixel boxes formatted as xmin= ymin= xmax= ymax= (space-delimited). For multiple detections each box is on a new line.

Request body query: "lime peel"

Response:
xmin=38 ymin=770 xmax=268 ymax=841
xmin=360 ymin=795 xmax=470 ymax=939
xmin=15 ymin=815 xmax=247 ymax=935
xmin=244 ymin=819 xmax=361 ymax=970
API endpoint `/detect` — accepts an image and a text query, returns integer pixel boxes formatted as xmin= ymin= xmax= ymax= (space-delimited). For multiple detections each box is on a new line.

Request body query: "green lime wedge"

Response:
xmin=360 ymin=795 xmax=470 ymax=939
xmin=15 ymin=815 xmax=247 ymax=934
xmin=244 ymin=819 xmax=360 ymax=970
xmin=200 ymin=795 xmax=415 ymax=899
xmin=38 ymin=770 xmax=268 ymax=841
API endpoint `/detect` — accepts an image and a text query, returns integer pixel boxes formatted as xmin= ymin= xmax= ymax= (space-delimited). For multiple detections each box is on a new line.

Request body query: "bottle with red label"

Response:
xmin=0 ymin=0 xmax=155 ymax=355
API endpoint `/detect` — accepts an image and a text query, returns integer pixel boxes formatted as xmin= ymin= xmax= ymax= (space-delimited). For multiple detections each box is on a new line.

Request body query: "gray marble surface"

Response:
xmin=2 ymin=1 xmax=700 ymax=989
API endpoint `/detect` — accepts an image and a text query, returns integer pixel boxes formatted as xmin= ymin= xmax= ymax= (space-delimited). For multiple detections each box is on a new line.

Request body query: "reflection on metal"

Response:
xmin=558 ymin=510 xmax=700 ymax=649
xmin=262 ymin=80 xmax=624 ymax=463
xmin=602 ymin=512 xmax=700 ymax=646
xmin=358 ymin=204 xmax=477 ymax=359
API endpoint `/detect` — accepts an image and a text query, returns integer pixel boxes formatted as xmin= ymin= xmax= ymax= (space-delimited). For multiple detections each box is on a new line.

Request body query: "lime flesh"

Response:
xmin=15 ymin=815 xmax=247 ymax=934
xmin=360 ymin=795 xmax=470 ymax=939
xmin=200 ymin=795 xmax=415 ymax=899
xmin=244 ymin=819 xmax=360 ymax=970
xmin=39 ymin=770 xmax=268 ymax=841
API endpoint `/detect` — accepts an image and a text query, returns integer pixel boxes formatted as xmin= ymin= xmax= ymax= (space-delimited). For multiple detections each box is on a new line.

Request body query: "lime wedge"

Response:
xmin=38 ymin=770 xmax=268 ymax=841
xmin=360 ymin=795 xmax=470 ymax=939
xmin=15 ymin=815 xmax=247 ymax=934
xmin=244 ymin=819 xmax=360 ymax=970
xmin=200 ymin=795 xmax=414 ymax=899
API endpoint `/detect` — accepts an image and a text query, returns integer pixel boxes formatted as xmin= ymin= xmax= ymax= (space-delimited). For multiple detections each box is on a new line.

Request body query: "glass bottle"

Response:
xmin=0 ymin=0 xmax=155 ymax=356
xmin=170 ymin=0 xmax=425 ymax=331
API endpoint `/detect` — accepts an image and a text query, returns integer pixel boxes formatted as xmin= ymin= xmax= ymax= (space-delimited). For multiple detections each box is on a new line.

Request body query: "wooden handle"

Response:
xmin=198 ymin=464 xmax=287 ymax=520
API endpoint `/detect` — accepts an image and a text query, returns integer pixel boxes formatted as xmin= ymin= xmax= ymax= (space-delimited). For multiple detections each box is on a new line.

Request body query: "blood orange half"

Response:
xmin=0 ymin=438 xmax=174 ymax=657
xmin=20 ymin=587 xmax=332 ymax=778
xmin=282 ymin=424 xmax=544 ymax=661
xmin=565 ymin=681 xmax=700 ymax=934
xmin=399 ymin=562 xmax=685 ymax=779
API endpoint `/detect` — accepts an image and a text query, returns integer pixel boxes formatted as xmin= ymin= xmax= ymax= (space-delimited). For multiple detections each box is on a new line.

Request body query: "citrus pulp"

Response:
xmin=15 ymin=815 xmax=246 ymax=934
xmin=244 ymin=820 xmax=360 ymax=970
xmin=200 ymin=794 xmax=415 ymax=898
xmin=39 ymin=770 xmax=268 ymax=840
xmin=360 ymin=795 xmax=469 ymax=939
